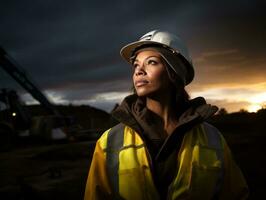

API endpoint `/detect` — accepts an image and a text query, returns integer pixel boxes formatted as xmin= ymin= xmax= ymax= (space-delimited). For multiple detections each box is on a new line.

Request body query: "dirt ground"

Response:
xmin=0 ymin=141 xmax=95 ymax=200
xmin=0 ymin=130 xmax=265 ymax=200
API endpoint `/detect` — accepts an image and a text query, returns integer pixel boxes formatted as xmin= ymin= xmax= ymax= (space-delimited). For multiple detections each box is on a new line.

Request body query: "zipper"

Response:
xmin=155 ymin=116 xmax=201 ymax=162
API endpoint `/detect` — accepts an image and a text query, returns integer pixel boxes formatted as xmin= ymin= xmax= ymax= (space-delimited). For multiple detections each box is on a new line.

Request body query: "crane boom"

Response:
xmin=0 ymin=47 xmax=60 ymax=116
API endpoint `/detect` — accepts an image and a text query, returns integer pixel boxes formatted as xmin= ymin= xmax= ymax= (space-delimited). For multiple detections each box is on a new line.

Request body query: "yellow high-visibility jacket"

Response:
xmin=84 ymin=122 xmax=248 ymax=200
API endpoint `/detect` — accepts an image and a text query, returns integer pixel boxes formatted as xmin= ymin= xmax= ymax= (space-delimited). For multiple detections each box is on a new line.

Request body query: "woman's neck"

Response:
xmin=146 ymin=95 xmax=178 ymax=135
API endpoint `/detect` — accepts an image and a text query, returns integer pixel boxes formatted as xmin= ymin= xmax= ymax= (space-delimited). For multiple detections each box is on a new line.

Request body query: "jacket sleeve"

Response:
xmin=84 ymin=139 xmax=112 ymax=200
xmin=219 ymin=136 xmax=249 ymax=200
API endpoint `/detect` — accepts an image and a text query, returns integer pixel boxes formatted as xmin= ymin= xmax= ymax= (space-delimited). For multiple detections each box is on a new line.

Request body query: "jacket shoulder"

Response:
xmin=202 ymin=122 xmax=222 ymax=136
xmin=97 ymin=123 xmax=126 ymax=149
xmin=201 ymin=122 xmax=224 ymax=150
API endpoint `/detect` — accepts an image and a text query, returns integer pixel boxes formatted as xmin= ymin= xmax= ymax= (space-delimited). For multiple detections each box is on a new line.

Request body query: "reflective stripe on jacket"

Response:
xmin=84 ymin=122 xmax=249 ymax=200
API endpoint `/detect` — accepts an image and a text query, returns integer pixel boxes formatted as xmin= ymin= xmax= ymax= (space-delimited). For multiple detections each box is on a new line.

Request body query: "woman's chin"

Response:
xmin=135 ymin=89 xmax=151 ymax=97
xmin=136 ymin=90 xmax=158 ymax=98
xmin=136 ymin=92 xmax=147 ymax=97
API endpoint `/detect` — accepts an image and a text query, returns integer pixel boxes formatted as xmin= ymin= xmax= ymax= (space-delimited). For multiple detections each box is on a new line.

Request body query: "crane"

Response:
xmin=0 ymin=47 xmax=60 ymax=116
xmin=0 ymin=46 xmax=77 ymax=150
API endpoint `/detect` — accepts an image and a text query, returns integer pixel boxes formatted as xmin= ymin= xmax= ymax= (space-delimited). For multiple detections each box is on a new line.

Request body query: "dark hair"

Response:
xmin=175 ymin=86 xmax=190 ymax=113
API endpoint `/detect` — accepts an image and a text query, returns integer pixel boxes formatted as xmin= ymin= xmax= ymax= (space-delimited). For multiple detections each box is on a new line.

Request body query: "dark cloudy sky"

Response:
xmin=1 ymin=0 xmax=266 ymax=113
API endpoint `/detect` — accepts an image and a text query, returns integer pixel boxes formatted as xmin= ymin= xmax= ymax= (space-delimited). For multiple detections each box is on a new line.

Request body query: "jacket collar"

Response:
xmin=111 ymin=94 xmax=218 ymax=159
xmin=112 ymin=94 xmax=218 ymax=132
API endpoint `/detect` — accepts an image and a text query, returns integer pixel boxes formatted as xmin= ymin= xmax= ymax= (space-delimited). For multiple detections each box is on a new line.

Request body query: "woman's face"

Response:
xmin=132 ymin=50 xmax=172 ymax=97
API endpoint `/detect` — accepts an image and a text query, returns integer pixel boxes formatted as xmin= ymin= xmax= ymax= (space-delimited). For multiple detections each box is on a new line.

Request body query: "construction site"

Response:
xmin=0 ymin=46 xmax=265 ymax=199
xmin=0 ymin=46 xmax=116 ymax=199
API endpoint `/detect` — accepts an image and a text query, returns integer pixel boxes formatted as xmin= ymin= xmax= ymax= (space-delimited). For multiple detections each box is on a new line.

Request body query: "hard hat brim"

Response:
xmin=120 ymin=40 xmax=173 ymax=63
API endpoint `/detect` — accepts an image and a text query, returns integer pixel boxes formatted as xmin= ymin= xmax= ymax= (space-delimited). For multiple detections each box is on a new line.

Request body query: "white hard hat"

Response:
xmin=120 ymin=30 xmax=194 ymax=85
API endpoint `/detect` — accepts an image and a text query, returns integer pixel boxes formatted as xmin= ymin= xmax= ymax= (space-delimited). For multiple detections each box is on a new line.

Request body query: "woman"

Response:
xmin=84 ymin=30 xmax=249 ymax=200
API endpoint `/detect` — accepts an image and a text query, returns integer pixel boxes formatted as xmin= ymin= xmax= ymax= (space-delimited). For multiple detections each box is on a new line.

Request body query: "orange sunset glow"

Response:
xmin=188 ymin=82 xmax=266 ymax=113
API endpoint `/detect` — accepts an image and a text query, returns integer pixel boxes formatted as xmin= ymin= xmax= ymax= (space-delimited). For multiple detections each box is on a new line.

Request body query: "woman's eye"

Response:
xmin=132 ymin=63 xmax=139 ymax=69
xmin=147 ymin=60 xmax=157 ymax=65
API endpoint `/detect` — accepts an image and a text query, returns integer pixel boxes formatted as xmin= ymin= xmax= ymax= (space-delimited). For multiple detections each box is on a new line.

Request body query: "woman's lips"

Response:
xmin=135 ymin=80 xmax=149 ymax=87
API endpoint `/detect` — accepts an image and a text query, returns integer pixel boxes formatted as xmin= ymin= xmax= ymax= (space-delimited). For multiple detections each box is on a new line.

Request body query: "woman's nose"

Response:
xmin=135 ymin=63 xmax=146 ymax=76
